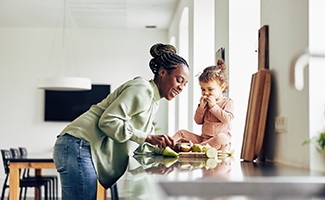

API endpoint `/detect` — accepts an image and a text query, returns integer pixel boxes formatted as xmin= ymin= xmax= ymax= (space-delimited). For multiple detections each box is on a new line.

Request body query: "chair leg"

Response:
xmin=23 ymin=187 xmax=27 ymax=200
xmin=110 ymin=184 xmax=119 ymax=200
xmin=38 ymin=187 xmax=42 ymax=200
xmin=19 ymin=187 xmax=25 ymax=200
xmin=47 ymin=181 xmax=52 ymax=200
xmin=45 ymin=184 xmax=48 ymax=200
xmin=1 ymin=186 xmax=8 ymax=200
xmin=55 ymin=178 xmax=58 ymax=200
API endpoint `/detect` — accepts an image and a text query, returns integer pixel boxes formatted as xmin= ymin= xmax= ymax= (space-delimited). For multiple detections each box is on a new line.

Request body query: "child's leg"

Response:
xmin=201 ymin=133 xmax=231 ymax=151
xmin=172 ymin=129 xmax=202 ymax=144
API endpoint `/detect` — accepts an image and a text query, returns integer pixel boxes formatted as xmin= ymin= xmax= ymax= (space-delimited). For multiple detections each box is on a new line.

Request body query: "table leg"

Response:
xmin=97 ymin=181 xmax=106 ymax=200
xmin=9 ymin=163 xmax=20 ymax=200
xmin=35 ymin=169 xmax=41 ymax=200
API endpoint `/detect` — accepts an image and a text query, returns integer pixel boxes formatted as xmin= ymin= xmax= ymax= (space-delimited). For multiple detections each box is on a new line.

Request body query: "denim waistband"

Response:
xmin=57 ymin=133 xmax=90 ymax=147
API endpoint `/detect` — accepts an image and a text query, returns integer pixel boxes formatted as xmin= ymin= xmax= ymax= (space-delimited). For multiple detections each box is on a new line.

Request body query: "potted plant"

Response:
xmin=303 ymin=130 xmax=325 ymax=156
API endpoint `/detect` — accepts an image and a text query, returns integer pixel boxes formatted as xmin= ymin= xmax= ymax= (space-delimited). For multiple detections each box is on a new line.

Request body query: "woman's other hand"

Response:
xmin=145 ymin=134 xmax=176 ymax=149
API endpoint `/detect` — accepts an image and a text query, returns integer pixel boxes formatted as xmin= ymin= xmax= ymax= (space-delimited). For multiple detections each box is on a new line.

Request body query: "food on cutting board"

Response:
xmin=178 ymin=143 xmax=220 ymax=159
xmin=218 ymin=149 xmax=235 ymax=158
xmin=191 ymin=144 xmax=204 ymax=152
xmin=160 ymin=143 xmax=233 ymax=159
xmin=162 ymin=146 xmax=179 ymax=157
xmin=180 ymin=143 xmax=192 ymax=152
xmin=205 ymin=147 xmax=218 ymax=158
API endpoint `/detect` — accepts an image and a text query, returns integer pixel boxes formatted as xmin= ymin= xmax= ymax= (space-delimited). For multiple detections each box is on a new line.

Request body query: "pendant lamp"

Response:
xmin=38 ymin=77 xmax=91 ymax=91
xmin=38 ymin=0 xmax=91 ymax=91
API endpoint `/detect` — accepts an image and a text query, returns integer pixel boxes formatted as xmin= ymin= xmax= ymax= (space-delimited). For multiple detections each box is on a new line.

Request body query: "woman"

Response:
xmin=53 ymin=43 xmax=190 ymax=200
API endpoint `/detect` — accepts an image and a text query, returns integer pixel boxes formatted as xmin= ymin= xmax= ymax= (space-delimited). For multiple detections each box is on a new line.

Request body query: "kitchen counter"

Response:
xmin=121 ymin=155 xmax=325 ymax=200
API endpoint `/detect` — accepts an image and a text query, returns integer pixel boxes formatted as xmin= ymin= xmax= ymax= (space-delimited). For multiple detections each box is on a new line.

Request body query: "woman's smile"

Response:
xmin=171 ymin=89 xmax=179 ymax=98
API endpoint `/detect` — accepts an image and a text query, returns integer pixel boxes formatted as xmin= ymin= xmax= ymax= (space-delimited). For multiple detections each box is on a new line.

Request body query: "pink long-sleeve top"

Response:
xmin=194 ymin=97 xmax=234 ymax=140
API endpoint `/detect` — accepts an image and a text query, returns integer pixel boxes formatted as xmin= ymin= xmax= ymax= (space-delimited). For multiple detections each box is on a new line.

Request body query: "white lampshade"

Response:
xmin=38 ymin=77 xmax=92 ymax=91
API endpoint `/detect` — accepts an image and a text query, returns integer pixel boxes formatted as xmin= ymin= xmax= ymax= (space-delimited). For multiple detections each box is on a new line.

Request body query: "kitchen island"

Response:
xmin=119 ymin=155 xmax=325 ymax=200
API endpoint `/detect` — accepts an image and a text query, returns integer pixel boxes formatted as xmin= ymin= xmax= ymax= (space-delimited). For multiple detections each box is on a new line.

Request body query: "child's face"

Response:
xmin=199 ymin=80 xmax=225 ymax=101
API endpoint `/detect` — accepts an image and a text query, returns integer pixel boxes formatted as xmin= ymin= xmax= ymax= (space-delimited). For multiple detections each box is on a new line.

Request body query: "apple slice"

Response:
xmin=205 ymin=147 xmax=218 ymax=158
xmin=162 ymin=146 xmax=179 ymax=157
xmin=180 ymin=144 xmax=191 ymax=152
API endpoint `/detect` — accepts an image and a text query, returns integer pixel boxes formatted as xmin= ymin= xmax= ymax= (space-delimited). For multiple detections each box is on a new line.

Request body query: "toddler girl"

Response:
xmin=173 ymin=59 xmax=234 ymax=151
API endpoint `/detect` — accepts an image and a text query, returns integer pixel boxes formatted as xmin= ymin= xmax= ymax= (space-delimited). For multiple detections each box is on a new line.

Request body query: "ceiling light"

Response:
xmin=38 ymin=77 xmax=91 ymax=91
xmin=38 ymin=0 xmax=91 ymax=91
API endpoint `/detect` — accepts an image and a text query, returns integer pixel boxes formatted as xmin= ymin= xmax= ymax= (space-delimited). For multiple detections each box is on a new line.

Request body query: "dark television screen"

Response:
xmin=45 ymin=84 xmax=110 ymax=122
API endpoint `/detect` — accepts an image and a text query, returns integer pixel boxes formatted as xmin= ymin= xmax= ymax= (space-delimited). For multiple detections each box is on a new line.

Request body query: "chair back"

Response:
xmin=10 ymin=148 xmax=21 ymax=158
xmin=1 ymin=149 xmax=12 ymax=174
xmin=19 ymin=147 xmax=28 ymax=158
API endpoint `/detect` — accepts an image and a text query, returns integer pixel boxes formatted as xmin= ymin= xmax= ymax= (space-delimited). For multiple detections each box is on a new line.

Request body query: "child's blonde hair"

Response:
xmin=198 ymin=59 xmax=228 ymax=93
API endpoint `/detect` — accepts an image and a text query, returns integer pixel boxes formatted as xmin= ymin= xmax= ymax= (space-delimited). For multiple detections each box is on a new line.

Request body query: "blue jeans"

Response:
xmin=53 ymin=134 xmax=97 ymax=200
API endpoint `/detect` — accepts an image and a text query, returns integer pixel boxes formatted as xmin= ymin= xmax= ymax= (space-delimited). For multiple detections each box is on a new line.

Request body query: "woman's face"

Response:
xmin=157 ymin=64 xmax=190 ymax=100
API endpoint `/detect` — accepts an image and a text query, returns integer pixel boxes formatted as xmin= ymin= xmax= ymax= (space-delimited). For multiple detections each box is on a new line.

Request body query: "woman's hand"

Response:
xmin=145 ymin=134 xmax=176 ymax=149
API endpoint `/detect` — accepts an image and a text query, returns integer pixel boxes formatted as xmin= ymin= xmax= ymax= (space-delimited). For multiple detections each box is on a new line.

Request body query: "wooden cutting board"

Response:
xmin=241 ymin=25 xmax=271 ymax=161
xmin=258 ymin=25 xmax=269 ymax=70
xmin=178 ymin=152 xmax=208 ymax=158
xmin=241 ymin=69 xmax=271 ymax=161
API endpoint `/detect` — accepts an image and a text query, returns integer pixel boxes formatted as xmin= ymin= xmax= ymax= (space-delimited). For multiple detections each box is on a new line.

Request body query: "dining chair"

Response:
xmin=110 ymin=183 xmax=119 ymax=200
xmin=17 ymin=147 xmax=58 ymax=200
xmin=1 ymin=149 xmax=50 ymax=200
xmin=9 ymin=148 xmax=21 ymax=158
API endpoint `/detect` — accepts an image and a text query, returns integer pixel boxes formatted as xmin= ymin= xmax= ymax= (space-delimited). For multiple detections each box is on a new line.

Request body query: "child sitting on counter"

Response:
xmin=172 ymin=59 xmax=234 ymax=152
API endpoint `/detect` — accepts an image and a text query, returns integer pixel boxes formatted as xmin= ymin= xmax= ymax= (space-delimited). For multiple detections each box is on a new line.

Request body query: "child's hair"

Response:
xmin=198 ymin=59 xmax=228 ymax=93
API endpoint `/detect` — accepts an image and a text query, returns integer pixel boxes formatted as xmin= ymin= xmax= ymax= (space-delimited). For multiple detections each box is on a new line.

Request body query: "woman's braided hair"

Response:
xmin=149 ymin=43 xmax=189 ymax=75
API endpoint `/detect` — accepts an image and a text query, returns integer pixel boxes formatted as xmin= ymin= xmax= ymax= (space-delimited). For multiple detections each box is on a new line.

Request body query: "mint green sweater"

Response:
xmin=58 ymin=77 xmax=161 ymax=189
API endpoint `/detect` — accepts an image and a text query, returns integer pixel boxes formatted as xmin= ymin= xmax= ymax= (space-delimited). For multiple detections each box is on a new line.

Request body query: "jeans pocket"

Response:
xmin=53 ymin=141 xmax=68 ymax=173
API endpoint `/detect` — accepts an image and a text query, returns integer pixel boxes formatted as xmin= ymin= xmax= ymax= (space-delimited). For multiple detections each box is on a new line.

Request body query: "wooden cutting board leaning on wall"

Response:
xmin=241 ymin=25 xmax=271 ymax=162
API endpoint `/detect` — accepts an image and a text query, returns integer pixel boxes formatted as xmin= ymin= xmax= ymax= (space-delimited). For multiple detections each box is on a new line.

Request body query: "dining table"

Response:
xmin=8 ymin=156 xmax=107 ymax=200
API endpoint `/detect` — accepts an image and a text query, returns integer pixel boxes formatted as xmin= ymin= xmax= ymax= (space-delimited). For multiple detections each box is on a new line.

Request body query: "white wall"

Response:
xmin=261 ymin=0 xmax=310 ymax=168
xmin=228 ymin=0 xmax=260 ymax=159
xmin=0 ymin=27 xmax=168 ymax=190
xmin=309 ymin=0 xmax=325 ymax=172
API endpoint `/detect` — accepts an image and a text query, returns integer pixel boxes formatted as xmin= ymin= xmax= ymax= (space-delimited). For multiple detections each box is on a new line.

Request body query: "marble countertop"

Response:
xmin=121 ymin=155 xmax=325 ymax=200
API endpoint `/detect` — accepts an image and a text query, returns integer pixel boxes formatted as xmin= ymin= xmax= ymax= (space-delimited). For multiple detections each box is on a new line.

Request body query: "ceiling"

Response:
xmin=0 ymin=0 xmax=179 ymax=29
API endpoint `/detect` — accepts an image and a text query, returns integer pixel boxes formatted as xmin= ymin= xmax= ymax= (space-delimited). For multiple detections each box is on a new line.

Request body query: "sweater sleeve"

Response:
xmin=209 ymin=98 xmax=234 ymax=123
xmin=97 ymin=83 xmax=154 ymax=144
xmin=194 ymin=106 xmax=206 ymax=125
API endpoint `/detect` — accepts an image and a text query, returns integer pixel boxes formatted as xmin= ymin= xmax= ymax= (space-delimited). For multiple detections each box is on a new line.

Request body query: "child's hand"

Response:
xmin=206 ymin=95 xmax=216 ymax=108
xmin=199 ymin=95 xmax=208 ymax=108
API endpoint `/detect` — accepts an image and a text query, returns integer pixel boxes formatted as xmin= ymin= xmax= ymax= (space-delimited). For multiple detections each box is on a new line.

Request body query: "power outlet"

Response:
xmin=275 ymin=116 xmax=287 ymax=133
